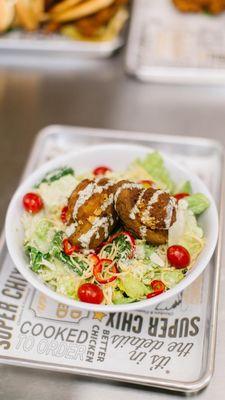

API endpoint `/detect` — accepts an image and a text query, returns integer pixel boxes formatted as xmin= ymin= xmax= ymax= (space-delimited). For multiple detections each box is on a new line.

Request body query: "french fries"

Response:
xmin=15 ymin=0 xmax=45 ymax=31
xmin=0 ymin=0 xmax=129 ymax=41
xmin=50 ymin=0 xmax=84 ymax=14
xmin=50 ymin=0 xmax=115 ymax=23
xmin=0 ymin=0 xmax=15 ymax=32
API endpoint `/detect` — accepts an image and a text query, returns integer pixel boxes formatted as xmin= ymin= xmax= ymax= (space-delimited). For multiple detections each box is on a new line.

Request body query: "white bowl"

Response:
xmin=5 ymin=143 xmax=218 ymax=312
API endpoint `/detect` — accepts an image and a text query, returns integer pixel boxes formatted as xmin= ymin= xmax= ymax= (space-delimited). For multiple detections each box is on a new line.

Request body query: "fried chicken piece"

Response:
xmin=173 ymin=0 xmax=225 ymax=14
xmin=114 ymin=181 xmax=177 ymax=245
xmin=66 ymin=178 xmax=118 ymax=249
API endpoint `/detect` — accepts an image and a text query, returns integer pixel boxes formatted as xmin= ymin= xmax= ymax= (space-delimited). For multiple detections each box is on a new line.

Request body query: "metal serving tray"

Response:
xmin=126 ymin=0 xmax=225 ymax=84
xmin=0 ymin=31 xmax=123 ymax=62
xmin=0 ymin=125 xmax=223 ymax=394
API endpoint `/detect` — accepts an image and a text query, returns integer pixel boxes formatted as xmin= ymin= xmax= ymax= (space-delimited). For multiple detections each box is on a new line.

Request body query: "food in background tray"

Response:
xmin=0 ymin=0 xmax=129 ymax=41
xmin=21 ymin=152 xmax=210 ymax=305
xmin=172 ymin=0 xmax=225 ymax=14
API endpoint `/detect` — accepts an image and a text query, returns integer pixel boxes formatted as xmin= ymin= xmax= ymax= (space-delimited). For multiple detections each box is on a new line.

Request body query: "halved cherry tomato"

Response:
xmin=63 ymin=239 xmax=80 ymax=256
xmin=61 ymin=206 xmax=68 ymax=224
xmin=174 ymin=193 xmax=190 ymax=201
xmin=93 ymin=259 xmax=118 ymax=284
xmin=167 ymin=245 xmax=190 ymax=269
xmin=78 ymin=283 xmax=103 ymax=304
xmin=138 ymin=179 xmax=154 ymax=189
xmin=147 ymin=280 xmax=165 ymax=299
xmin=93 ymin=166 xmax=112 ymax=176
xmin=23 ymin=192 xmax=43 ymax=214
xmin=103 ymin=231 xmax=135 ymax=259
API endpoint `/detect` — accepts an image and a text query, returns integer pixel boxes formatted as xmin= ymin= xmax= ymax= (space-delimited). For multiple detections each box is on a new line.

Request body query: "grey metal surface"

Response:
xmin=0 ymin=53 xmax=225 ymax=399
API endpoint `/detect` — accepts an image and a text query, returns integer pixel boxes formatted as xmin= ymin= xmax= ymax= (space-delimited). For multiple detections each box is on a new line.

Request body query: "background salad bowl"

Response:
xmin=5 ymin=143 xmax=218 ymax=312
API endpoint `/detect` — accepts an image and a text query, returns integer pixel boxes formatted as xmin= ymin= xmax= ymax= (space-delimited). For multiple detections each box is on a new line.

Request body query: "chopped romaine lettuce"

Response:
xmin=26 ymin=232 xmax=88 ymax=277
xmin=37 ymin=174 xmax=77 ymax=211
xmin=50 ymin=232 xmax=88 ymax=276
xmin=35 ymin=219 xmax=54 ymax=241
xmin=174 ymin=180 xmax=192 ymax=195
xmin=56 ymin=275 xmax=77 ymax=298
xmin=57 ymin=252 xmax=88 ymax=276
xmin=34 ymin=219 xmax=57 ymax=253
xmin=100 ymin=232 xmax=133 ymax=261
xmin=169 ymin=201 xmax=204 ymax=261
xmin=137 ymin=152 xmax=174 ymax=192
xmin=180 ymin=235 xmax=204 ymax=261
xmin=23 ymin=214 xmax=56 ymax=254
xmin=186 ymin=193 xmax=210 ymax=215
xmin=120 ymin=274 xmax=148 ymax=299
xmin=25 ymin=245 xmax=50 ymax=272
xmin=36 ymin=167 xmax=74 ymax=187
xmin=161 ymin=270 xmax=184 ymax=288
xmin=134 ymin=240 xmax=146 ymax=259
xmin=112 ymin=290 xmax=135 ymax=304
xmin=50 ymin=231 xmax=63 ymax=257
xmin=144 ymin=243 xmax=156 ymax=259
xmin=150 ymin=252 xmax=165 ymax=267
xmin=116 ymin=235 xmax=131 ymax=256
xmin=112 ymin=234 xmax=132 ymax=260
xmin=142 ymin=270 xmax=157 ymax=285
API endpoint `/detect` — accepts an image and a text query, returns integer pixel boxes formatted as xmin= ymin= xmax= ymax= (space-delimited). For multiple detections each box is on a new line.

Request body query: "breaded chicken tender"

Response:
xmin=66 ymin=178 xmax=117 ymax=249
xmin=173 ymin=0 xmax=225 ymax=14
xmin=114 ymin=180 xmax=177 ymax=245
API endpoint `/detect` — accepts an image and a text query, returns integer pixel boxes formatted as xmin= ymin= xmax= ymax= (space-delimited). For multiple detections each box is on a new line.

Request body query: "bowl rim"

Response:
xmin=5 ymin=143 xmax=219 ymax=312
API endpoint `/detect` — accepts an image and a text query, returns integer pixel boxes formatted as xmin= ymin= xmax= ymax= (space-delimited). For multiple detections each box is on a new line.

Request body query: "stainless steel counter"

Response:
xmin=0 ymin=53 xmax=225 ymax=399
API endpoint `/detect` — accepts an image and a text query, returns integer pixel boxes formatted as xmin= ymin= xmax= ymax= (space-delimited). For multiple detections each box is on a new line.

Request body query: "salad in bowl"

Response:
xmin=5 ymin=144 xmax=218 ymax=311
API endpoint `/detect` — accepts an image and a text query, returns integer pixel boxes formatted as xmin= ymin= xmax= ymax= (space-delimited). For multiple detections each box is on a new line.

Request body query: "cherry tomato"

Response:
xmin=61 ymin=206 xmax=68 ymax=224
xmin=78 ymin=283 xmax=103 ymax=304
xmin=93 ymin=166 xmax=112 ymax=176
xmin=138 ymin=179 xmax=154 ymax=189
xmin=93 ymin=259 xmax=118 ymax=284
xmin=23 ymin=192 xmax=43 ymax=214
xmin=167 ymin=245 xmax=190 ymax=269
xmin=151 ymin=280 xmax=165 ymax=292
xmin=63 ymin=239 xmax=80 ymax=256
xmin=174 ymin=193 xmax=190 ymax=201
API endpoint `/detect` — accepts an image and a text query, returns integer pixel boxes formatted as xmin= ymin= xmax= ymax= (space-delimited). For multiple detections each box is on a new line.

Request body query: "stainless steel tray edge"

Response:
xmin=197 ymin=148 xmax=225 ymax=390
xmin=37 ymin=124 xmax=224 ymax=152
xmin=0 ymin=34 xmax=124 ymax=61
xmin=124 ymin=0 xmax=141 ymax=79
